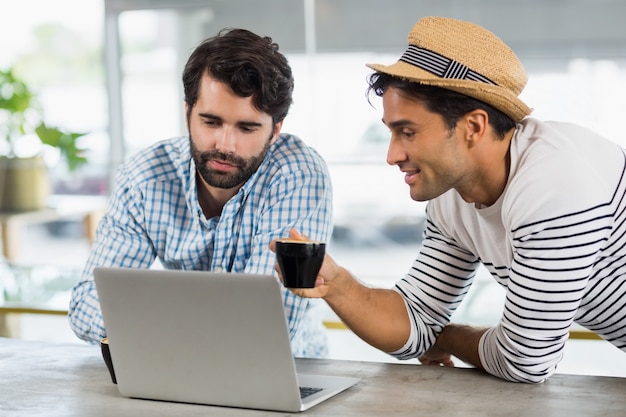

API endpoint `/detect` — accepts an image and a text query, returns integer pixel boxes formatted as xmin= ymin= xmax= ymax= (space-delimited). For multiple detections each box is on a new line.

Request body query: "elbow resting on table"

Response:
xmin=479 ymin=327 xmax=562 ymax=384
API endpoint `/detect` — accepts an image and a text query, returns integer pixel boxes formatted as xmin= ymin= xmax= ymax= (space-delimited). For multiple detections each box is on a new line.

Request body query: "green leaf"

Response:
xmin=36 ymin=122 xmax=88 ymax=172
xmin=2 ymin=67 xmax=90 ymax=171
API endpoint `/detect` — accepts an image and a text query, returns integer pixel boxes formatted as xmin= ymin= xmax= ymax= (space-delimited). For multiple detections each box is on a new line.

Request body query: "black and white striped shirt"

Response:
xmin=391 ymin=118 xmax=626 ymax=383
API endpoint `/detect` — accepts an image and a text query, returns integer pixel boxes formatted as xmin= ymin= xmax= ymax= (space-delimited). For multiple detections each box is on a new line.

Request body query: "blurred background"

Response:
xmin=1 ymin=0 xmax=626 ymax=376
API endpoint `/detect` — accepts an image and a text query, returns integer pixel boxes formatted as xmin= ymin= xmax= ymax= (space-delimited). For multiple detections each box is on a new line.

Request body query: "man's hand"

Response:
xmin=419 ymin=342 xmax=455 ymax=367
xmin=419 ymin=324 xmax=489 ymax=370
xmin=270 ymin=228 xmax=337 ymax=299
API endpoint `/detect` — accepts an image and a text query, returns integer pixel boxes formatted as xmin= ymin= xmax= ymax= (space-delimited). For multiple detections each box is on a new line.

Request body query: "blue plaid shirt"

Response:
xmin=68 ymin=133 xmax=333 ymax=357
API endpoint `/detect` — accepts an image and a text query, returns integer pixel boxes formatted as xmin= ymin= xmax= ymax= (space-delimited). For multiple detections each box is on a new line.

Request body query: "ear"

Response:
xmin=463 ymin=109 xmax=488 ymax=147
xmin=270 ymin=120 xmax=284 ymax=144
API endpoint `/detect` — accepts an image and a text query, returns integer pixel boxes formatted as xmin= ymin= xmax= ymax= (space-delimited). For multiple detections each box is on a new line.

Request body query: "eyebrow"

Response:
xmin=198 ymin=112 xmax=264 ymax=129
xmin=383 ymin=118 xmax=415 ymax=129
xmin=198 ymin=113 xmax=221 ymax=122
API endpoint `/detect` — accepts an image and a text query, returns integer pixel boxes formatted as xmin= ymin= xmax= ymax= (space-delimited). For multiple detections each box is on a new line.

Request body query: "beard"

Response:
xmin=190 ymin=133 xmax=273 ymax=189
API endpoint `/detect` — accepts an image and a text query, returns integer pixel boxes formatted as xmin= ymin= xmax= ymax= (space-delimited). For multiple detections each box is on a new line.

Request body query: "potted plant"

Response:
xmin=0 ymin=67 xmax=88 ymax=211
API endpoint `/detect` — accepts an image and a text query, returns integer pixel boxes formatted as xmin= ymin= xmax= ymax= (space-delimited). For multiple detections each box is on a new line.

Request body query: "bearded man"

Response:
xmin=69 ymin=28 xmax=333 ymax=358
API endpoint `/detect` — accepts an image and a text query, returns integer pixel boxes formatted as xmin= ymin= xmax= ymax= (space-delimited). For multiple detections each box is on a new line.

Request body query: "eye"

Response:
xmin=238 ymin=123 xmax=261 ymax=134
xmin=400 ymin=128 xmax=415 ymax=139
xmin=203 ymin=118 xmax=220 ymax=127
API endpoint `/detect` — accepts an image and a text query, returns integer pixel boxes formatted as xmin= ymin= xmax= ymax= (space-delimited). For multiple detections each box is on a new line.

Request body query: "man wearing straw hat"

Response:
xmin=275 ymin=16 xmax=626 ymax=383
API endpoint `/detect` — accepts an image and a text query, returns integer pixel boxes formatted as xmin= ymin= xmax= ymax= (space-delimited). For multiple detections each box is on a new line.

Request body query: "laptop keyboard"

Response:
xmin=299 ymin=386 xmax=323 ymax=399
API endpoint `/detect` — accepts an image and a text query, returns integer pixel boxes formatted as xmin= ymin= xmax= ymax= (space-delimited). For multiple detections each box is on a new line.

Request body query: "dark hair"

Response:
xmin=183 ymin=28 xmax=294 ymax=125
xmin=367 ymin=73 xmax=515 ymax=139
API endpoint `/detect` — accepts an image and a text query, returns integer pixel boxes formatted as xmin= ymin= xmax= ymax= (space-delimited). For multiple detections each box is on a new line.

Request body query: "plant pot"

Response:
xmin=0 ymin=156 xmax=50 ymax=212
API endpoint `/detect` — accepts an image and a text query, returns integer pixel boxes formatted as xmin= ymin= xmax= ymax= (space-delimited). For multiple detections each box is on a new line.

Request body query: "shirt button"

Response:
xmin=214 ymin=266 xmax=223 ymax=272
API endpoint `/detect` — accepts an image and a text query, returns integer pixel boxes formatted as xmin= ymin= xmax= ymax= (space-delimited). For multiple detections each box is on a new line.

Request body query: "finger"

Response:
xmin=289 ymin=228 xmax=311 ymax=241
xmin=288 ymin=278 xmax=327 ymax=298
xmin=290 ymin=288 xmax=321 ymax=298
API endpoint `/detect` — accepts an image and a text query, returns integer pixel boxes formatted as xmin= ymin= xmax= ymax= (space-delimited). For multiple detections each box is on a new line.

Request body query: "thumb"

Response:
xmin=289 ymin=228 xmax=309 ymax=241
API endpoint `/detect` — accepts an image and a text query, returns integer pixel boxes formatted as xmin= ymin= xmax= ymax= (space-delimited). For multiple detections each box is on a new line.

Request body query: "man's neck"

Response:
xmin=459 ymin=128 xmax=515 ymax=208
xmin=196 ymin=174 xmax=239 ymax=219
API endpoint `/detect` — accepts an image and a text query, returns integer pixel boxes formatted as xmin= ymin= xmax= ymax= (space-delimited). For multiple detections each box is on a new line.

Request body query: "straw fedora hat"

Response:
xmin=367 ymin=16 xmax=532 ymax=122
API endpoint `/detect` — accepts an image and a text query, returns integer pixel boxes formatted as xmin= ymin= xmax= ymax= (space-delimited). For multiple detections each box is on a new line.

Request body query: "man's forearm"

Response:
xmin=436 ymin=323 xmax=489 ymax=370
xmin=324 ymin=267 xmax=412 ymax=353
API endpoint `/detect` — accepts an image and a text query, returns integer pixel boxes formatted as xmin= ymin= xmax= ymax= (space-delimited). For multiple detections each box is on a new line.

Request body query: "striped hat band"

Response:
xmin=399 ymin=45 xmax=497 ymax=86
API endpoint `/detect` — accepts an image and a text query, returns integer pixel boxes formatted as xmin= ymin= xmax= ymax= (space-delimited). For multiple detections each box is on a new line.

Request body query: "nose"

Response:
xmin=215 ymin=127 xmax=236 ymax=153
xmin=386 ymin=136 xmax=406 ymax=166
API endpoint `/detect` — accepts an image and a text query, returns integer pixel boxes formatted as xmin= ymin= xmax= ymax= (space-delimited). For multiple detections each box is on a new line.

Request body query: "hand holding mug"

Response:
xmin=271 ymin=229 xmax=337 ymax=298
xmin=275 ymin=239 xmax=325 ymax=288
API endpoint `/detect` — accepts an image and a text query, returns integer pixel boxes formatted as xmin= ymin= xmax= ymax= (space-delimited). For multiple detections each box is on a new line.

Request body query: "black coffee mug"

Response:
xmin=275 ymin=239 xmax=326 ymax=288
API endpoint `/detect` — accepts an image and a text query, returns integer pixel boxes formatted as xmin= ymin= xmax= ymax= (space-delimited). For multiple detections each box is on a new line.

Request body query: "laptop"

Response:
xmin=93 ymin=267 xmax=360 ymax=412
